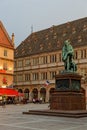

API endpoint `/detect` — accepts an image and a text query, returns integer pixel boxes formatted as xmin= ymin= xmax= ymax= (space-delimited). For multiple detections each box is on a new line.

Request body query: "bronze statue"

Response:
xmin=62 ymin=40 xmax=77 ymax=72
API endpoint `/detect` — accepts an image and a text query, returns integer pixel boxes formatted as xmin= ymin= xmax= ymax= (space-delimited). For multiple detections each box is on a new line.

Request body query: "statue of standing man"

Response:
xmin=62 ymin=40 xmax=77 ymax=72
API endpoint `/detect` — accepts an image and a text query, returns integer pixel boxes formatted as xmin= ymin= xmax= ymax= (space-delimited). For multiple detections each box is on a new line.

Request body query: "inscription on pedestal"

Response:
xmin=56 ymin=78 xmax=80 ymax=91
xmin=56 ymin=79 xmax=69 ymax=90
xmin=71 ymin=79 xmax=80 ymax=90
xmin=55 ymin=73 xmax=81 ymax=91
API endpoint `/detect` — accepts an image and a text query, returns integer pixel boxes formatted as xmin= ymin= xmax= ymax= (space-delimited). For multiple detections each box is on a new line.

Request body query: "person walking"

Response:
xmin=2 ymin=96 xmax=6 ymax=108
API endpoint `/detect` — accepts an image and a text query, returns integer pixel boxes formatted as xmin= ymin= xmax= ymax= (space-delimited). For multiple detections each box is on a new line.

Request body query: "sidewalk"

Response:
xmin=0 ymin=103 xmax=87 ymax=130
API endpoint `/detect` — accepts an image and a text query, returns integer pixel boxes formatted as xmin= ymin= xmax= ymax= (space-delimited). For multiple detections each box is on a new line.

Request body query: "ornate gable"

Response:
xmin=0 ymin=21 xmax=14 ymax=49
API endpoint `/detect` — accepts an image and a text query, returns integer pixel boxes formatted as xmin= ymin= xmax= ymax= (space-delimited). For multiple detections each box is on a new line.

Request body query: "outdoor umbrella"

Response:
xmin=0 ymin=88 xmax=19 ymax=97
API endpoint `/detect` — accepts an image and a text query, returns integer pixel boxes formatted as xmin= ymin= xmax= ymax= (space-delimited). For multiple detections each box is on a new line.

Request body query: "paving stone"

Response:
xmin=0 ymin=103 xmax=87 ymax=130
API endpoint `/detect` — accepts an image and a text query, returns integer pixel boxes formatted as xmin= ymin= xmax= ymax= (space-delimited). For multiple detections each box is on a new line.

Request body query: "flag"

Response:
xmin=44 ymin=80 xmax=50 ymax=86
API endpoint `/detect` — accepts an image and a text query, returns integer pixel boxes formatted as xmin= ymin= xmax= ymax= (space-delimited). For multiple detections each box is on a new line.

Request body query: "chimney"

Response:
xmin=11 ymin=33 xmax=15 ymax=46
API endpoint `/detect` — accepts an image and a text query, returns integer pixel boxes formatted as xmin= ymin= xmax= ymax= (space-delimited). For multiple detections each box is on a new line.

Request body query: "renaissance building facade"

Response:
xmin=0 ymin=21 xmax=14 ymax=88
xmin=14 ymin=17 xmax=87 ymax=102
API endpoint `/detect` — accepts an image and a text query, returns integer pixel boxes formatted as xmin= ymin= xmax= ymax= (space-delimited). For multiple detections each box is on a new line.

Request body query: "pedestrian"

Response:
xmin=33 ymin=98 xmax=35 ymax=103
xmin=2 ymin=97 xmax=6 ymax=108
xmin=39 ymin=97 xmax=42 ymax=104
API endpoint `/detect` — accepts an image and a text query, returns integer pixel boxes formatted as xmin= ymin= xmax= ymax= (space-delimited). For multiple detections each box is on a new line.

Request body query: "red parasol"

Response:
xmin=0 ymin=88 xmax=19 ymax=97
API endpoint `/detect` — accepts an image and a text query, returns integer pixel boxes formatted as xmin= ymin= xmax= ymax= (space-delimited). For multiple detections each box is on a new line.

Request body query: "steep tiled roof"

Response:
xmin=15 ymin=17 xmax=87 ymax=58
xmin=0 ymin=21 xmax=14 ymax=49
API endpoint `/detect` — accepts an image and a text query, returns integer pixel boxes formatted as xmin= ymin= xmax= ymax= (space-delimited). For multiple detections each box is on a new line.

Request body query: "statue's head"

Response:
xmin=64 ymin=40 xmax=70 ymax=46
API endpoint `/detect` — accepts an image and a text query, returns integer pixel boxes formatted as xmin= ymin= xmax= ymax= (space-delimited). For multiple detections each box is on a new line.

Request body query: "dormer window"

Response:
xmin=63 ymin=30 xmax=66 ymax=36
xmin=48 ymin=42 xmax=52 ymax=49
xmin=78 ymin=36 xmax=82 ymax=43
xmin=57 ymin=40 xmax=61 ymax=48
xmin=29 ymin=47 xmax=32 ymax=52
xmin=83 ymin=25 xmax=87 ymax=31
xmin=53 ymin=33 xmax=57 ymax=39
xmin=40 ymin=44 xmax=43 ymax=50
xmin=72 ymin=27 xmax=76 ymax=34
xmin=45 ymin=34 xmax=49 ymax=40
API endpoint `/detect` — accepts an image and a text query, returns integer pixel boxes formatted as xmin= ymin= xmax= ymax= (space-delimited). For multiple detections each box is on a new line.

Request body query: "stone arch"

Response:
xmin=24 ymin=88 xmax=30 ymax=100
xmin=18 ymin=89 xmax=23 ymax=93
xmin=32 ymin=88 xmax=38 ymax=99
xmin=49 ymin=87 xmax=55 ymax=94
xmin=40 ymin=87 xmax=46 ymax=102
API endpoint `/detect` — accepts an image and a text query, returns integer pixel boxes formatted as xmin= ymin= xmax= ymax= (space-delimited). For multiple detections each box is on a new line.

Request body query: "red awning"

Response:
xmin=0 ymin=88 xmax=19 ymax=97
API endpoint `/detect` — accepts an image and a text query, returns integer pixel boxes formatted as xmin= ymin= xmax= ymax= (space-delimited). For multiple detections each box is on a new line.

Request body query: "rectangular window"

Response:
xmin=32 ymin=73 xmax=39 ymax=80
xmin=41 ymin=72 xmax=47 ymax=80
xmin=4 ymin=50 xmax=7 ymax=56
xmin=81 ymin=50 xmax=84 ymax=59
xmin=25 ymin=59 xmax=31 ymax=66
xmin=50 ymin=54 xmax=56 ymax=63
xmin=84 ymin=49 xmax=86 ymax=58
xmin=40 ymin=56 xmax=47 ymax=64
xmin=18 ymin=60 xmax=23 ymax=67
xmin=50 ymin=71 xmax=56 ymax=79
xmin=17 ymin=74 xmax=23 ymax=82
xmin=59 ymin=53 xmax=62 ymax=62
xmin=43 ymin=56 xmax=47 ymax=64
xmin=32 ymin=57 xmax=39 ymax=65
xmin=25 ymin=73 xmax=31 ymax=81
xmin=80 ymin=50 xmax=87 ymax=59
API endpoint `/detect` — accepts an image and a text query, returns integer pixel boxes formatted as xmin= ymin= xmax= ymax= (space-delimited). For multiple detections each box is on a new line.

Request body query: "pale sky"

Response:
xmin=0 ymin=0 xmax=87 ymax=47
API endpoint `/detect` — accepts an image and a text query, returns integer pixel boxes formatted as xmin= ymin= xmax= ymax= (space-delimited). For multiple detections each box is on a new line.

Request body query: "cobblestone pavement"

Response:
xmin=0 ymin=103 xmax=87 ymax=130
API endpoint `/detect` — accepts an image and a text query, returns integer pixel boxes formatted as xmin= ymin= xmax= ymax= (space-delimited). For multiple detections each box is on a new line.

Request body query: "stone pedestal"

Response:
xmin=55 ymin=73 xmax=82 ymax=91
xmin=50 ymin=73 xmax=86 ymax=110
xmin=50 ymin=91 xmax=86 ymax=110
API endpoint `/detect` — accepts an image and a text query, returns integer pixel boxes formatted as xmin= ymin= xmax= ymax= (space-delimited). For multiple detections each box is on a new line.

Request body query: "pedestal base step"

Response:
xmin=23 ymin=109 xmax=87 ymax=118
